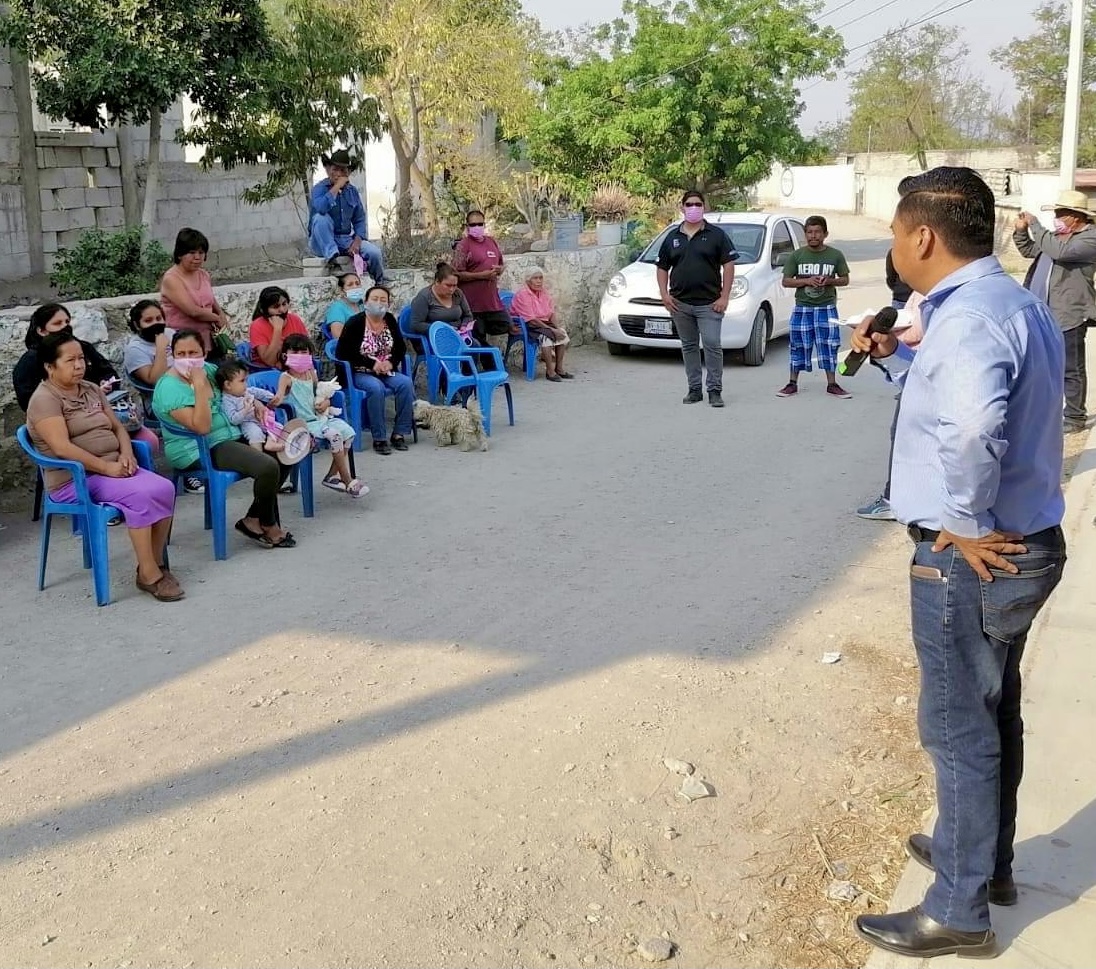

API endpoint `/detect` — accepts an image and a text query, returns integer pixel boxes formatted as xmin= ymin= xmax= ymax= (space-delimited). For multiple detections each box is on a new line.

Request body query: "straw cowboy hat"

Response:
xmin=321 ymin=148 xmax=358 ymax=170
xmin=1041 ymin=189 xmax=1096 ymax=219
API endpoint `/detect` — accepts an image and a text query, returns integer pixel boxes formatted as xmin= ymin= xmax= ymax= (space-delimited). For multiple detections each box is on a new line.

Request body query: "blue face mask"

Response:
xmin=345 ymin=288 xmax=364 ymax=302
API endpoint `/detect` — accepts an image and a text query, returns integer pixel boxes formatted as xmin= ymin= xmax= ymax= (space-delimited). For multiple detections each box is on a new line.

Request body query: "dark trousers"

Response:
xmin=908 ymin=529 xmax=1065 ymax=930
xmin=882 ymin=392 xmax=902 ymax=500
xmin=194 ymin=440 xmax=289 ymax=527
xmin=1063 ymin=324 xmax=1089 ymax=425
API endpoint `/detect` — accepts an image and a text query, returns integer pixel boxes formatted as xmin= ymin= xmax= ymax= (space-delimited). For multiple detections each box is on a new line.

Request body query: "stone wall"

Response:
xmin=0 ymin=49 xmax=31 ymax=280
xmin=0 ymin=245 xmax=625 ymax=472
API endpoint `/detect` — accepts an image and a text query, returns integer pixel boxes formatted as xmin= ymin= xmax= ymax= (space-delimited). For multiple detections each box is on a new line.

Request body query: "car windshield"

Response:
xmin=639 ymin=222 xmax=766 ymax=265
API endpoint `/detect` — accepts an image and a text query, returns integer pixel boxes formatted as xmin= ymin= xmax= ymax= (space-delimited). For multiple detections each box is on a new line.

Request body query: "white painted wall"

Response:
xmin=754 ymin=163 xmax=857 ymax=212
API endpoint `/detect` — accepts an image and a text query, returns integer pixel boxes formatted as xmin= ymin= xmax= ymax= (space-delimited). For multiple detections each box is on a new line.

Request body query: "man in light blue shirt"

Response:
xmin=851 ymin=168 xmax=1067 ymax=960
xmin=309 ymin=149 xmax=391 ymax=284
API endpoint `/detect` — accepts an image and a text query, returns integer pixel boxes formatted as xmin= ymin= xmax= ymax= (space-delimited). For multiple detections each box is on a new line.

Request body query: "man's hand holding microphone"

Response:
xmin=848 ymin=308 xmax=900 ymax=363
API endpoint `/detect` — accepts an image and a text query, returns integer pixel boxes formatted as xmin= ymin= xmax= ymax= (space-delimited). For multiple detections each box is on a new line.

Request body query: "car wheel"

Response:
xmin=607 ymin=341 xmax=630 ymax=356
xmin=742 ymin=307 xmax=769 ymax=366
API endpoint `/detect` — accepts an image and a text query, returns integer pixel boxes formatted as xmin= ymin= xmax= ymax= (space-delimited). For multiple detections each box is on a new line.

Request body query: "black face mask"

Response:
xmin=139 ymin=323 xmax=166 ymax=341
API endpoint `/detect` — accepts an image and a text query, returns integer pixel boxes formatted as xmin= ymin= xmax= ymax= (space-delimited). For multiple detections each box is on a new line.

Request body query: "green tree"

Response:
xmin=992 ymin=0 xmax=1096 ymax=164
xmin=181 ymin=0 xmax=386 ymax=226
xmin=355 ymin=0 xmax=539 ymax=239
xmin=846 ymin=24 xmax=1006 ymax=154
xmin=523 ymin=0 xmax=844 ymax=197
xmin=1 ymin=0 xmax=271 ymax=228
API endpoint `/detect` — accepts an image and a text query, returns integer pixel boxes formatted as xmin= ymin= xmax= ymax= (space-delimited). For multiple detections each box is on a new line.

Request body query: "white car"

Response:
xmin=598 ymin=212 xmax=807 ymax=365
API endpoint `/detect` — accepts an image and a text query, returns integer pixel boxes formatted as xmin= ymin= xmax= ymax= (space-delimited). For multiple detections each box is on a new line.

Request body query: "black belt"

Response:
xmin=908 ymin=524 xmax=1064 ymax=545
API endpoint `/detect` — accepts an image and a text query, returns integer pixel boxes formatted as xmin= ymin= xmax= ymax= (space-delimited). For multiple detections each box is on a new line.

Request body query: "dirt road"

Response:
xmin=0 ymin=214 xmax=939 ymax=967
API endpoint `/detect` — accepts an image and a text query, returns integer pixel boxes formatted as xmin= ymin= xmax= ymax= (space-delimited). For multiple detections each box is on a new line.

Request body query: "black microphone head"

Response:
xmin=873 ymin=306 xmax=898 ymax=333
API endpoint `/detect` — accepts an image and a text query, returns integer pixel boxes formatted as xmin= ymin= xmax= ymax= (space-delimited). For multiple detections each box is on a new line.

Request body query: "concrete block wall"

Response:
xmin=0 ymin=48 xmax=31 ymax=280
xmin=35 ymin=130 xmax=130 ymax=273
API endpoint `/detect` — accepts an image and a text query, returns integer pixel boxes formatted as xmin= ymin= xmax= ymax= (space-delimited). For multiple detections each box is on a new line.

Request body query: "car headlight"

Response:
xmin=606 ymin=273 xmax=628 ymax=298
xmin=730 ymin=277 xmax=749 ymax=299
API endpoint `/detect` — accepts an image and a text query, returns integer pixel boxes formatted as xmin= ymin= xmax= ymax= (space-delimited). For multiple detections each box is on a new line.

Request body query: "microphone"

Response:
xmin=839 ymin=306 xmax=898 ymax=377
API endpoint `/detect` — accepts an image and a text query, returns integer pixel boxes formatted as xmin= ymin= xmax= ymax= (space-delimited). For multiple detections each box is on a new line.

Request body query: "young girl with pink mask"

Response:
xmin=276 ymin=335 xmax=367 ymax=498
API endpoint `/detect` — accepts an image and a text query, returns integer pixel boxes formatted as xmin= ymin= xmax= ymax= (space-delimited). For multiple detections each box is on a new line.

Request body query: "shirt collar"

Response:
xmin=924 ymin=255 xmax=1003 ymax=305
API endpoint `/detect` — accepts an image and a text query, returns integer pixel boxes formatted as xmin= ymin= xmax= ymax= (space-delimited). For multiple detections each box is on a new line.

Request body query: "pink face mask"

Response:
xmin=174 ymin=357 xmax=205 ymax=375
xmin=285 ymin=352 xmax=312 ymax=373
xmin=1053 ymin=218 xmax=1071 ymax=236
xmin=467 ymin=226 xmax=486 ymax=241
xmin=682 ymin=204 xmax=705 ymax=224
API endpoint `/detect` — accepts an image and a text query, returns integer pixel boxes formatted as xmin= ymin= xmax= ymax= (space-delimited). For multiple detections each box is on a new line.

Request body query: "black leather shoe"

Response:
xmin=682 ymin=388 xmax=703 ymax=404
xmin=907 ymin=833 xmax=1018 ymax=906
xmin=708 ymin=391 xmax=724 ymax=408
xmin=390 ymin=435 xmax=409 ymax=452
xmin=373 ymin=440 xmax=393 ymax=456
xmin=854 ymin=906 xmax=997 ymax=959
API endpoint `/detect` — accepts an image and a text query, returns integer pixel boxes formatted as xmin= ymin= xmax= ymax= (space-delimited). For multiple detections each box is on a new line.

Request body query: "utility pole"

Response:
xmin=1060 ymin=0 xmax=1085 ymax=190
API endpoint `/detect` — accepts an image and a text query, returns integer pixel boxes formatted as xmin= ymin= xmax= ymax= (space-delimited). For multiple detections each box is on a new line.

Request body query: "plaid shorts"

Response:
xmin=789 ymin=304 xmax=841 ymax=373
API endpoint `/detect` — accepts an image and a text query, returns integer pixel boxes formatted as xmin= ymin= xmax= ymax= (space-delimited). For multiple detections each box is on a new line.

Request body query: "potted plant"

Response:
xmin=589 ymin=183 xmax=632 ymax=246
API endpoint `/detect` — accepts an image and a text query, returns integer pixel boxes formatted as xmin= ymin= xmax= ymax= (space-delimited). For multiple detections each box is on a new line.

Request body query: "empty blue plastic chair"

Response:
xmin=500 ymin=290 xmax=539 ymax=382
xmin=428 ymin=322 xmax=514 ymax=435
xmin=398 ymin=306 xmax=438 ymax=397
xmin=17 ymin=426 xmax=162 ymax=606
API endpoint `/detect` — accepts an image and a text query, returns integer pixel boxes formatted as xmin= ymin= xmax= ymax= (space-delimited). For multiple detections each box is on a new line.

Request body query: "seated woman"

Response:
xmin=407 ymin=263 xmax=475 ymax=336
xmin=334 ymin=285 xmax=414 ymax=455
xmin=26 ymin=331 xmax=182 ymax=601
xmin=159 ymin=228 xmax=231 ymax=357
xmin=323 ymin=272 xmax=366 ymax=340
xmin=249 ymin=286 xmax=310 ymax=369
xmin=13 ymin=303 xmax=117 ymax=411
xmin=509 ymin=268 xmax=573 ymax=381
xmin=152 ymin=329 xmax=297 ymax=550
xmin=14 ymin=302 xmax=160 ymax=452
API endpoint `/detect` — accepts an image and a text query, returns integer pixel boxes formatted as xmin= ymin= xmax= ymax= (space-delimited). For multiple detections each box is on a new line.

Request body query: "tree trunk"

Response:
xmin=381 ymin=87 xmax=415 ymax=241
xmin=139 ymin=106 xmax=162 ymax=230
xmin=409 ymin=161 xmax=438 ymax=233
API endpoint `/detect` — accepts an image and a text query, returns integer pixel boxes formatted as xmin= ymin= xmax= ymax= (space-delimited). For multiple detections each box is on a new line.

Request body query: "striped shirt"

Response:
xmin=890 ymin=257 xmax=1065 ymax=538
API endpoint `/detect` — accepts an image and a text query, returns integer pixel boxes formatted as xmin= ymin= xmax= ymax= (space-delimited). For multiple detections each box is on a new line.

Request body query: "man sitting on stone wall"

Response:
xmin=308 ymin=149 xmax=392 ymax=285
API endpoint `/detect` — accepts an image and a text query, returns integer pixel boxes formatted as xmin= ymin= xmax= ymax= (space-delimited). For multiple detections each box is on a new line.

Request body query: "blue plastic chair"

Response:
xmin=236 ymin=340 xmax=272 ymax=373
xmin=129 ymin=374 xmax=161 ymax=433
xmin=428 ymin=322 xmax=514 ymax=435
xmin=247 ymin=369 xmax=356 ymax=493
xmin=324 ymin=339 xmax=418 ymax=449
xmin=17 ymin=427 xmax=162 ymax=606
xmin=500 ymin=290 xmax=539 ymax=382
xmin=398 ymin=306 xmax=438 ymax=398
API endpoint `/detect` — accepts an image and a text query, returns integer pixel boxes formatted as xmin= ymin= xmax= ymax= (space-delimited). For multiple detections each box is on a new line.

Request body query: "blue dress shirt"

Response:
xmin=890 ymin=256 xmax=1065 ymax=538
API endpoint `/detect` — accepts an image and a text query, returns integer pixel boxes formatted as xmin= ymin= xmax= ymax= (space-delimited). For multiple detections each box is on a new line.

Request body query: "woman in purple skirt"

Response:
xmin=26 ymin=331 xmax=183 ymax=602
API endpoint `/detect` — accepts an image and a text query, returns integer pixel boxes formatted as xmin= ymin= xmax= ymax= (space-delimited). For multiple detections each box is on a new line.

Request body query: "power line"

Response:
xmin=833 ymin=0 xmax=909 ymax=32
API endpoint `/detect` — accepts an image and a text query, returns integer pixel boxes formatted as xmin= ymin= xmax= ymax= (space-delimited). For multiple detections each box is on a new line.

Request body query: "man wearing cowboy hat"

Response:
xmin=1014 ymin=188 xmax=1096 ymax=433
xmin=309 ymin=149 xmax=391 ymax=284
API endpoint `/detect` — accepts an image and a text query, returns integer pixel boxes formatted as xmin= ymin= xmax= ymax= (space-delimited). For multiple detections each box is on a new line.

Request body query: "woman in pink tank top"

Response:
xmin=159 ymin=228 xmax=230 ymax=355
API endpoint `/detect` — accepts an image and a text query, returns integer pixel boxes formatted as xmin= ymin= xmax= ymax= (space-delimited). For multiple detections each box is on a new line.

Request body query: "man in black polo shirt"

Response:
xmin=656 ymin=190 xmax=738 ymax=407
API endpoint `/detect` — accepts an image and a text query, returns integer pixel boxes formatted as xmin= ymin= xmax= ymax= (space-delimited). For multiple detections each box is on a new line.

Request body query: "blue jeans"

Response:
xmin=909 ymin=529 xmax=1066 ymax=931
xmin=309 ymin=214 xmax=388 ymax=281
xmin=351 ymin=371 xmax=414 ymax=440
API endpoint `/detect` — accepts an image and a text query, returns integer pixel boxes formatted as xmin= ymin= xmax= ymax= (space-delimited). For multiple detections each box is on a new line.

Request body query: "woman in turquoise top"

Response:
xmin=152 ymin=329 xmax=297 ymax=549
xmin=275 ymin=334 xmax=366 ymax=497
xmin=323 ymin=273 xmax=365 ymax=339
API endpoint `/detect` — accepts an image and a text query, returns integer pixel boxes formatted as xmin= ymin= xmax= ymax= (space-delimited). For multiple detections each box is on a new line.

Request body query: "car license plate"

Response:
xmin=644 ymin=318 xmax=673 ymax=336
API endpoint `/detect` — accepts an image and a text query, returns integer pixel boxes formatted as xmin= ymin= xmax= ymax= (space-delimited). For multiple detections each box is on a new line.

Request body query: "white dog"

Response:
xmin=413 ymin=398 xmax=489 ymax=451
xmin=314 ymin=378 xmax=342 ymax=417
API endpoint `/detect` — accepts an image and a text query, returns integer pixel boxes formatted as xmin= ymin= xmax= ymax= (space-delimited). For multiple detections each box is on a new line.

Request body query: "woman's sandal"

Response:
xmin=346 ymin=479 xmax=370 ymax=499
xmin=321 ymin=475 xmax=347 ymax=492
xmin=136 ymin=570 xmax=185 ymax=601
xmin=558 ymin=371 xmax=575 ymax=379
xmin=235 ymin=518 xmax=270 ymax=547
xmin=546 ymin=373 xmax=562 ymax=382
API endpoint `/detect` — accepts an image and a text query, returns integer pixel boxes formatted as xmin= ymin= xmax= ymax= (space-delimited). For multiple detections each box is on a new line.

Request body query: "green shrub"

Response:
xmin=50 ymin=227 xmax=172 ymax=300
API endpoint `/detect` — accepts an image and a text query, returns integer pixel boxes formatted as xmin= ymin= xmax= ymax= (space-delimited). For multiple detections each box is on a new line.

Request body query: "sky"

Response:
xmin=520 ymin=0 xmax=1040 ymax=134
